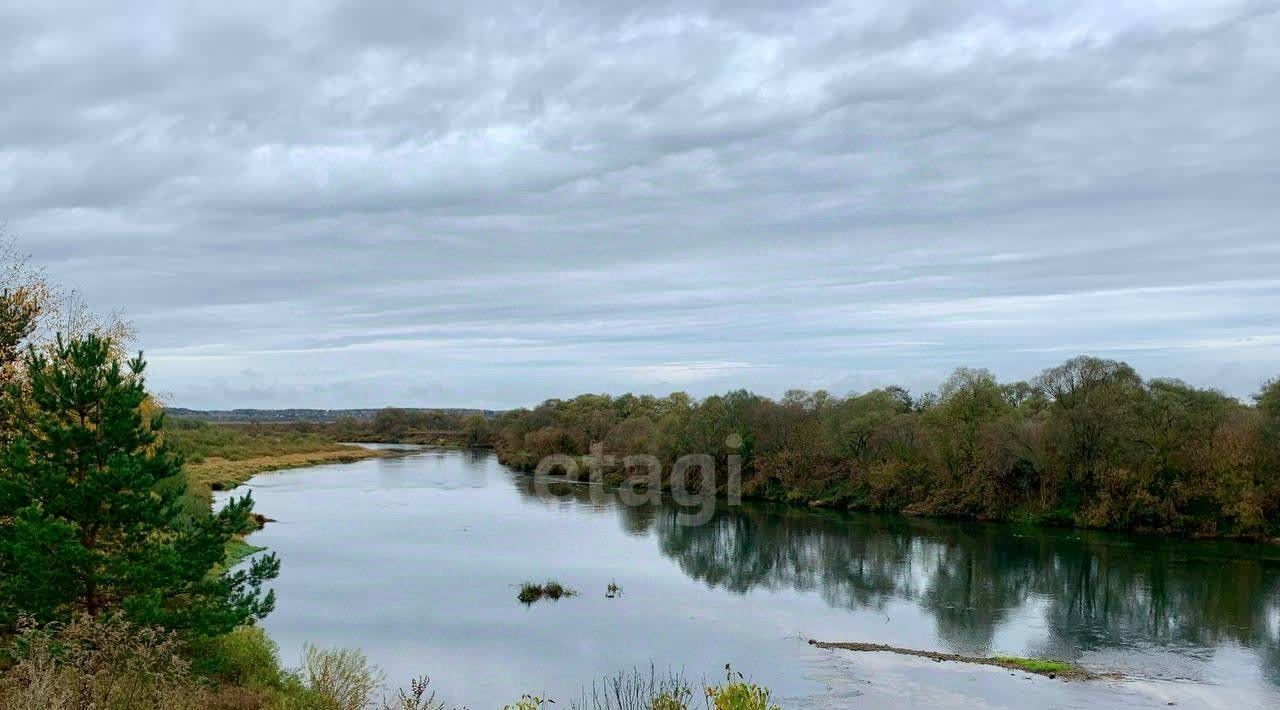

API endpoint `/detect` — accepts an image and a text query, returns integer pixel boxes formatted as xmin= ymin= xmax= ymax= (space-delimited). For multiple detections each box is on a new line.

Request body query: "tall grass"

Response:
xmin=163 ymin=420 xmax=384 ymax=508
xmin=0 ymin=617 xmax=458 ymax=710
xmin=563 ymin=666 xmax=780 ymax=710
xmin=570 ymin=666 xmax=695 ymax=710
xmin=0 ymin=616 xmax=206 ymax=710
xmin=2 ymin=615 xmax=779 ymax=710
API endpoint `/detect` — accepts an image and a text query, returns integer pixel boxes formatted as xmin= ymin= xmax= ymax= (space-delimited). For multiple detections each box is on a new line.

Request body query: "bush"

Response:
xmin=704 ymin=668 xmax=779 ymax=710
xmin=205 ymin=684 xmax=271 ymax=710
xmin=192 ymin=626 xmax=283 ymax=689
xmin=0 ymin=615 xmax=208 ymax=710
xmin=302 ymin=644 xmax=385 ymax=710
xmin=265 ymin=671 xmax=336 ymax=710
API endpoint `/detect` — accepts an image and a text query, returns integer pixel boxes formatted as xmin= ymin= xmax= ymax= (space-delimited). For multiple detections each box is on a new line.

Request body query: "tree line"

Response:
xmin=490 ymin=361 xmax=1280 ymax=538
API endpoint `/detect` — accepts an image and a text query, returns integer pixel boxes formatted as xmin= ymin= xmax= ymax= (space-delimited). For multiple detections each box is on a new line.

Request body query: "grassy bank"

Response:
xmin=185 ymin=448 xmax=387 ymax=500
xmin=165 ymin=419 xmax=390 ymax=505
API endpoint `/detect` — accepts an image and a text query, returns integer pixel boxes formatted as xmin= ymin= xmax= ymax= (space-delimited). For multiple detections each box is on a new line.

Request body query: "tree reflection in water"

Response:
xmin=511 ymin=472 xmax=1280 ymax=685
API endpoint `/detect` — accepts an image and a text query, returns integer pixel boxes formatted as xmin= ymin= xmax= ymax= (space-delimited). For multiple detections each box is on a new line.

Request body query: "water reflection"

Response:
xmin=512 ymin=472 xmax=1280 ymax=684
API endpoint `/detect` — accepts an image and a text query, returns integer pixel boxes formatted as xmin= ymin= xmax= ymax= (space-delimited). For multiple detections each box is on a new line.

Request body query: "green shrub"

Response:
xmin=264 ymin=671 xmax=339 ymax=710
xmin=704 ymin=668 xmax=779 ymax=710
xmin=205 ymin=684 xmax=271 ymax=709
xmin=192 ymin=626 xmax=283 ymax=689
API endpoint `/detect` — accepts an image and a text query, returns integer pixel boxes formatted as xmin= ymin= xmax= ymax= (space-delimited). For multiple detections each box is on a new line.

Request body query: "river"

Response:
xmin=218 ymin=446 xmax=1280 ymax=709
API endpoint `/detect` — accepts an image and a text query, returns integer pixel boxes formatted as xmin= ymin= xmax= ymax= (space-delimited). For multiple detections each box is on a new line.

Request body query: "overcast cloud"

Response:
xmin=3 ymin=0 xmax=1278 ymax=409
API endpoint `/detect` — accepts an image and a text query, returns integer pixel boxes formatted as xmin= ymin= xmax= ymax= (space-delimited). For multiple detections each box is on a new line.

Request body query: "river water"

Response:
xmin=219 ymin=446 xmax=1280 ymax=709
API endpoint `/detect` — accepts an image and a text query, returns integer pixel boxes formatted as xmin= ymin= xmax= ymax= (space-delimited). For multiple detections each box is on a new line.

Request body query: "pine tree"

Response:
xmin=0 ymin=334 xmax=279 ymax=635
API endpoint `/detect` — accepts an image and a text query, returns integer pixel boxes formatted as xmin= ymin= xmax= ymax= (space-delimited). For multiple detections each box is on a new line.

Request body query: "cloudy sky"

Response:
xmin=3 ymin=1 xmax=1278 ymax=409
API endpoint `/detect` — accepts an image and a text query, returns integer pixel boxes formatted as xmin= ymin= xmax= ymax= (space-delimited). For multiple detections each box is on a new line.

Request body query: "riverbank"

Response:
xmin=494 ymin=450 xmax=1280 ymax=546
xmin=165 ymin=419 xmax=397 ymax=505
xmin=184 ymin=446 xmax=389 ymax=502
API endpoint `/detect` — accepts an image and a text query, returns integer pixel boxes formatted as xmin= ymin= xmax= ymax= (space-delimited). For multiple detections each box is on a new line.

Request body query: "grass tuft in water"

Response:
xmin=517 ymin=580 xmax=579 ymax=605
xmin=517 ymin=583 xmax=542 ymax=605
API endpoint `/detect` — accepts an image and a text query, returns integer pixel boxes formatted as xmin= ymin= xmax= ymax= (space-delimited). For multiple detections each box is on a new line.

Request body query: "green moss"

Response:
xmin=809 ymin=641 xmax=1095 ymax=680
xmin=992 ymin=657 xmax=1075 ymax=675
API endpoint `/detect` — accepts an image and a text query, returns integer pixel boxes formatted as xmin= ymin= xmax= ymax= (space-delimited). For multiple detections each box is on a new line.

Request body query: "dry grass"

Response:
xmin=0 ymin=617 xmax=459 ymax=710
xmin=164 ymin=420 xmax=393 ymax=506
xmin=185 ymin=447 xmax=387 ymax=503
xmin=0 ymin=616 xmax=208 ymax=710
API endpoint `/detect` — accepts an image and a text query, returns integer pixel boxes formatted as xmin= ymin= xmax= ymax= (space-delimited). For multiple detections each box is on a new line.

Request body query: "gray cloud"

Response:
xmin=3 ymin=0 xmax=1278 ymax=408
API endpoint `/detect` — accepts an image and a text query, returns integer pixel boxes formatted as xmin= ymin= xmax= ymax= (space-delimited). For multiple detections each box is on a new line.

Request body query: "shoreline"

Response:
xmin=212 ymin=446 xmax=1274 ymax=708
xmin=494 ymin=452 xmax=1280 ymax=547
xmin=186 ymin=444 xmax=394 ymax=504
xmin=211 ymin=441 xmax=1280 ymax=550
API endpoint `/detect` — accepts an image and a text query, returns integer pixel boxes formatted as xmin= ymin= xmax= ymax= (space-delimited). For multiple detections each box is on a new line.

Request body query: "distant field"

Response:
xmin=167 ymin=406 xmax=497 ymax=423
xmin=165 ymin=419 xmax=387 ymax=504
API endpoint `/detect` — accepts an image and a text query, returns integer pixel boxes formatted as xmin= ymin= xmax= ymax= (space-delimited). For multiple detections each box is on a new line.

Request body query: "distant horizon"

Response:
xmin=163 ymin=354 xmax=1272 ymax=414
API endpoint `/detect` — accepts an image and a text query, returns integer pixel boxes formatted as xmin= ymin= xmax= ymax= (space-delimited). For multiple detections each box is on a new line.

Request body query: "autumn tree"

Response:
xmin=1034 ymin=356 xmax=1145 ymax=503
xmin=828 ymin=389 xmax=910 ymax=462
xmin=1257 ymin=378 xmax=1280 ymax=421
xmin=461 ymin=414 xmax=492 ymax=447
